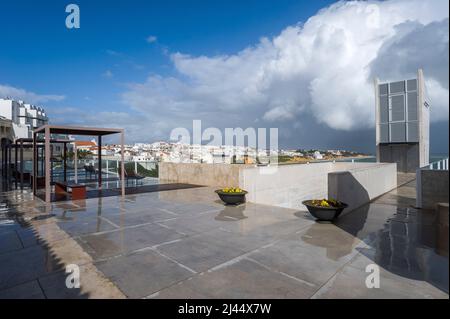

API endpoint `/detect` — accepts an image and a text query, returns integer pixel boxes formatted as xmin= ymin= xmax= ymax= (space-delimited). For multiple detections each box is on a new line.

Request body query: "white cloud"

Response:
xmin=102 ymin=70 xmax=114 ymax=78
xmin=121 ymin=0 xmax=448 ymax=141
xmin=146 ymin=35 xmax=157 ymax=43
xmin=0 ymin=84 xmax=65 ymax=104
xmin=426 ymin=79 xmax=449 ymax=121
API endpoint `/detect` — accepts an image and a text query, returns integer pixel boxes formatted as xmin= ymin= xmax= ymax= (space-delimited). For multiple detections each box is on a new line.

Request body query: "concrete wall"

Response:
xmin=328 ymin=163 xmax=398 ymax=212
xmin=159 ymin=161 xmax=398 ymax=212
xmin=159 ymin=162 xmax=244 ymax=187
xmin=378 ymin=144 xmax=419 ymax=173
xmin=241 ymin=162 xmax=397 ymax=211
xmin=240 ymin=162 xmax=332 ymax=209
xmin=416 ymin=169 xmax=449 ymax=209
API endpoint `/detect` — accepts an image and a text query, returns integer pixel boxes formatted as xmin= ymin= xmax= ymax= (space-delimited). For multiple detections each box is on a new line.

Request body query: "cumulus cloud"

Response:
xmin=0 ymin=84 xmax=65 ymax=104
xmin=121 ymin=0 xmax=449 ymax=142
xmin=371 ymin=18 xmax=449 ymax=121
xmin=146 ymin=35 xmax=158 ymax=43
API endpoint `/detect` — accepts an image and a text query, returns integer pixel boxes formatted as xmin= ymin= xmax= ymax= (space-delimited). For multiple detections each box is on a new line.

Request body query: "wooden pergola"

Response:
xmin=4 ymin=137 xmax=72 ymax=189
xmin=33 ymin=125 xmax=125 ymax=203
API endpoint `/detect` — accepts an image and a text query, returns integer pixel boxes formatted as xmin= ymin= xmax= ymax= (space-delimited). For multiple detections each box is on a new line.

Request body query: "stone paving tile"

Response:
xmin=246 ymin=223 xmax=365 ymax=287
xmin=153 ymin=202 xmax=222 ymax=216
xmin=63 ymin=206 xmax=124 ymax=217
xmin=15 ymin=227 xmax=47 ymax=248
xmin=295 ymin=223 xmax=366 ymax=261
xmin=350 ymin=236 xmax=449 ymax=294
xmin=203 ymin=227 xmax=278 ymax=253
xmin=39 ymin=263 xmax=125 ymax=299
xmin=311 ymin=257 xmax=449 ymax=299
xmin=16 ymin=222 xmax=70 ymax=246
xmin=95 ymin=249 xmax=193 ymax=298
xmin=151 ymin=258 xmax=317 ymax=299
xmin=0 ymin=230 xmax=23 ymax=255
xmin=157 ymin=212 xmax=226 ymax=236
xmin=56 ymin=216 xmax=118 ymax=236
xmin=1 ymin=182 xmax=448 ymax=299
xmin=0 ymin=245 xmax=63 ymax=290
xmin=79 ymin=223 xmax=186 ymax=260
xmin=45 ymin=237 xmax=93 ymax=268
xmin=219 ymin=216 xmax=313 ymax=239
xmin=0 ymin=280 xmax=45 ymax=299
xmin=102 ymin=209 xmax=176 ymax=227
xmin=155 ymin=232 xmax=248 ymax=273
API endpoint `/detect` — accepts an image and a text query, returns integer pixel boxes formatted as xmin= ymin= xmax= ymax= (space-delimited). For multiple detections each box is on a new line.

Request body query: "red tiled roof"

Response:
xmin=74 ymin=141 xmax=97 ymax=147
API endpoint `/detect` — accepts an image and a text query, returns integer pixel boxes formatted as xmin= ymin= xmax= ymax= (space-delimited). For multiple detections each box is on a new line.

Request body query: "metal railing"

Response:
xmin=428 ymin=158 xmax=449 ymax=170
xmin=15 ymin=158 xmax=159 ymax=179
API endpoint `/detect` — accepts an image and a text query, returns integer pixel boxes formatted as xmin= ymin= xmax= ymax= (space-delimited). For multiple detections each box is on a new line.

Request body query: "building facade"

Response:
xmin=0 ymin=98 xmax=48 ymax=139
xmin=375 ymin=69 xmax=430 ymax=173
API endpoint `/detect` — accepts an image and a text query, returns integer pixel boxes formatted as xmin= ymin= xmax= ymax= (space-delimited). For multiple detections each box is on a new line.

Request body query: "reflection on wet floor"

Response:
xmin=0 ymin=180 xmax=448 ymax=299
xmin=214 ymin=205 xmax=248 ymax=221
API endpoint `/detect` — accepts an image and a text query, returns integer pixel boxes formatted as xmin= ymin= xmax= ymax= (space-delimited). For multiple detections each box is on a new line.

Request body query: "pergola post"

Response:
xmin=3 ymin=145 xmax=6 ymax=178
xmin=50 ymin=144 xmax=53 ymax=185
xmin=14 ymin=143 xmax=18 ymax=189
xmin=45 ymin=127 xmax=51 ymax=203
xmin=8 ymin=144 xmax=11 ymax=183
xmin=20 ymin=139 xmax=24 ymax=190
xmin=121 ymin=131 xmax=125 ymax=197
xmin=98 ymin=135 xmax=102 ymax=189
xmin=40 ymin=146 xmax=44 ymax=176
xmin=33 ymin=133 xmax=36 ymax=195
xmin=74 ymin=142 xmax=78 ymax=184
xmin=63 ymin=142 xmax=67 ymax=182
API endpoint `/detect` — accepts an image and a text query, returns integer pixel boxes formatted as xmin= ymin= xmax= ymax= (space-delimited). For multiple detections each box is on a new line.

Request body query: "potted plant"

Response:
xmin=215 ymin=187 xmax=248 ymax=205
xmin=302 ymin=198 xmax=348 ymax=222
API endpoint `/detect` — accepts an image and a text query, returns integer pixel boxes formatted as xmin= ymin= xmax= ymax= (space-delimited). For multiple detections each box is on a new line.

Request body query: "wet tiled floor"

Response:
xmin=0 ymin=179 xmax=448 ymax=299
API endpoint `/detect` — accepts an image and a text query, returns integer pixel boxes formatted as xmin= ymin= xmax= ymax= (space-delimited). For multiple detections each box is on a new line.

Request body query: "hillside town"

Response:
xmin=1 ymin=97 xmax=369 ymax=165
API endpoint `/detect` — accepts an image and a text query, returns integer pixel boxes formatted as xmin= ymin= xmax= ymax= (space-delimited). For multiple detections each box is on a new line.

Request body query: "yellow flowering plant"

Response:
xmin=311 ymin=198 xmax=343 ymax=208
xmin=218 ymin=187 xmax=247 ymax=194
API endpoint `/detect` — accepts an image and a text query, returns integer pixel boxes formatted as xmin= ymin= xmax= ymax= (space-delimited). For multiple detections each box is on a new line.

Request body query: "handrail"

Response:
xmin=428 ymin=158 xmax=449 ymax=170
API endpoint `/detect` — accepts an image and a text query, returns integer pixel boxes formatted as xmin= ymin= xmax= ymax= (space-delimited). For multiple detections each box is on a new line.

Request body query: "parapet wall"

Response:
xmin=328 ymin=163 xmax=398 ymax=212
xmin=416 ymin=169 xmax=449 ymax=210
xmin=240 ymin=162 xmax=397 ymax=211
xmin=240 ymin=162 xmax=332 ymax=209
xmin=159 ymin=162 xmax=244 ymax=187
xmin=159 ymin=161 xmax=398 ymax=212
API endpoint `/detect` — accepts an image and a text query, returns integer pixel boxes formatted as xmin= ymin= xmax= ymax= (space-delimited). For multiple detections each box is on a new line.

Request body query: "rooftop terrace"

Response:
xmin=0 ymin=175 xmax=447 ymax=299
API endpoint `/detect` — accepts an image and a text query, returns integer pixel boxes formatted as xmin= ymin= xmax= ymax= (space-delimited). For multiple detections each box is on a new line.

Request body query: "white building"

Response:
xmin=313 ymin=151 xmax=324 ymax=160
xmin=0 ymin=98 xmax=48 ymax=139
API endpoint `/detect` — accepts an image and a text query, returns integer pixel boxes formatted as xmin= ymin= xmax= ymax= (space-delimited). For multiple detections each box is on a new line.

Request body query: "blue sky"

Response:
xmin=0 ymin=0 xmax=333 ymax=112
xmin=0 ymin=0 xmax=448 ymax=153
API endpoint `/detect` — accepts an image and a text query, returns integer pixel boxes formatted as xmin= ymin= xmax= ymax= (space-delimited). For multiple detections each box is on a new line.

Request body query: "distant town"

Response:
xmin=0 ymin=97 xmax=370 ymax=166
xmin=83 ymin=141 xmax=370 ymax=164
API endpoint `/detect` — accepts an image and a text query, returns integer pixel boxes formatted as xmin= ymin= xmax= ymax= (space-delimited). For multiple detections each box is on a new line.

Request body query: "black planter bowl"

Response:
xmin=302 ymin=200 xmax=348 ymax=222
xmin=215 ymin=190 xmax=248 ymax=205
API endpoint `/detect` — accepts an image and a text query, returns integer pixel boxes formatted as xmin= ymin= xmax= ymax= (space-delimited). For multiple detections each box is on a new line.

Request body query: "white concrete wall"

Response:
xmin=159 ymin=161 xmax=398 ymax=212
xmin=0 ymin=99 xmax=13 ymax=120
xmin=240 ymin=162 xmax=397 ymax=211
xmin=240 ymin=162 xmax=332 ymax=209
xmin=328 ymin=163 xmax=398 ymax=213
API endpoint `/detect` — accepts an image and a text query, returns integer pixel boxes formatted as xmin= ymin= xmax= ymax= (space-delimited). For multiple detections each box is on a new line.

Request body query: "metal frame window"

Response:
xmin=379 ymin=78 xmax=419 ymax=143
